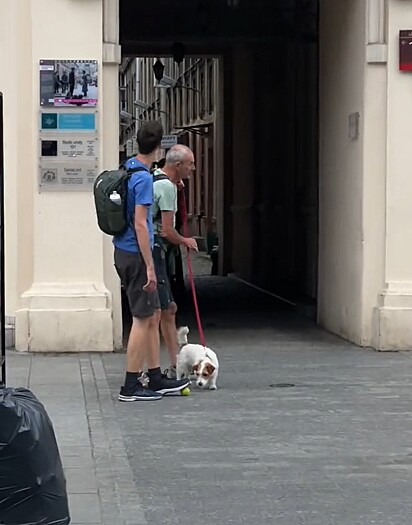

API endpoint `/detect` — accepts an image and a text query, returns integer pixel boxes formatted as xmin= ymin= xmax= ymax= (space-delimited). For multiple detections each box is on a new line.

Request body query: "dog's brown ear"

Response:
xmin=192 ymin=362 xmax=201 ymax=374
xmin=204 ymin=363 xmax=216 ymax=376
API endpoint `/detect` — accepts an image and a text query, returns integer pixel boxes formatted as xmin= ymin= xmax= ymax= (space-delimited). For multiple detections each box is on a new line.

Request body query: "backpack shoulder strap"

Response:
xmin=121 ymin=166 xmax=149 ymax=226
xmin=126 ymin=165 xmax=149 ymax=175
xmin=152 ymin=174 xmax=173 ymax=223
xmin=118 ymin=162 xmax=149 ymax=175
xmin=153 ymin=174 xmax=169 ymax=183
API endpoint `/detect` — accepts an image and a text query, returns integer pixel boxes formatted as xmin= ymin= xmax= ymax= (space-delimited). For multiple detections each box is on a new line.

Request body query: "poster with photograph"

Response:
xmin=40 ymin=60 xmax=98 ymax=107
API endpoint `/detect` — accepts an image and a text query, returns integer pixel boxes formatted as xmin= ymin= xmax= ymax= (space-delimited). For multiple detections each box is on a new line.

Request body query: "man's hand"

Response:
xmin=184 ymin=237 xmax=198 ymax=251
xmin=176 ymin=180 xmax=185 ymax=191
xmin=143 ymin=265 xmax=157 ymax=293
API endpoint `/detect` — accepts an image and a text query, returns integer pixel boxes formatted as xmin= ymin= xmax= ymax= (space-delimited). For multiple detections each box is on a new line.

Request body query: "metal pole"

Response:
xmin=0 ymin=93 xmax=5 ymax=387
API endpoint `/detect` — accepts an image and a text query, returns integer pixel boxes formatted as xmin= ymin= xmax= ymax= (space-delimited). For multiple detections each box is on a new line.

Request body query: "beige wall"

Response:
xmin=0 ymin=1 xmax=34 ymax=318
xmin=320 ymin=0 xmax=412 ymax=350
xmin=371 ymin=0 xmax=412 ymax=350
xmin=362 ymin=18 xmax=387 ymax=345
xmin=0 ymin=0 xmax=120 ymax=352
xmin=318 ymin=0 xmax=367 ymax=344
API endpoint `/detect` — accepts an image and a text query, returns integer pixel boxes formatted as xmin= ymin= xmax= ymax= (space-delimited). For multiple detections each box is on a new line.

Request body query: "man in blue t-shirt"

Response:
xmin=113 ymin=121 xmax=189 ymax=402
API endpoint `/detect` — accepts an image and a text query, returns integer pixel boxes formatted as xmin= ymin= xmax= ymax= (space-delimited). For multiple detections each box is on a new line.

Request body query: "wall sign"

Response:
xmin=39 ymin=59 xmax=98 ymax=107
xmin=38 ymin=59 xmax=99 ymax=192
xmin=39 ymin=163 xmax=98 ymax=192
xmin=38 ymin=109 xmax=99 ymax=192
xmin=40 ymin=136 xmax=98 ymax=160
xmin=161 ymin=135 xmax=178 ymax=149
xmin=41 ymin=112 xmax=96 ymax=131
xmin=399 ymin=31 xmax=412 ymax=71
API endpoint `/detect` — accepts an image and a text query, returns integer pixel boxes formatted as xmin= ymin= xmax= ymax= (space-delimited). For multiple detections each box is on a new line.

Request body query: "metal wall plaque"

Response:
xmin=39 ymin=135 xmax=98 ymax=160
xmin=39 ymin=163 xmax=98 ymax=192
xmin=38 ymin=108 xmax=99 ymax=192
xmin=40 ymin=112 xmax=97 ymax=132
xmin=60 ymin=137 xmax=98 ymax=159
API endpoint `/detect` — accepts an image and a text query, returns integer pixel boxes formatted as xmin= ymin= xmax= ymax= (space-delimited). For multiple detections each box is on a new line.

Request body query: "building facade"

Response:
xmin=1 ymin=0 xmax=412 ymax=352
xmin=120 ymin=56 xmax=218 ymax=242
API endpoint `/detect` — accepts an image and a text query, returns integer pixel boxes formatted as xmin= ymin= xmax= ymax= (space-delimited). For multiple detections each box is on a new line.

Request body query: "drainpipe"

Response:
xmin=160 ymin=87 xmax=167 ymax=134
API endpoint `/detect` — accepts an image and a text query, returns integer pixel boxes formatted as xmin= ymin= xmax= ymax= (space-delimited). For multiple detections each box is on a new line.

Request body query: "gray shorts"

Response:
xmin=153 ymin=239 xmax=174 ymax=311
xmin=114 ymin=248 xmax=160 ymax=319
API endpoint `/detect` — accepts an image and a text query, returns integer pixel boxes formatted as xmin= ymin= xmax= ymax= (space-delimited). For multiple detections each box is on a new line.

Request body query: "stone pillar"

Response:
xmin=0 ymin=0 xmax=33 ymax=321
xmin=372 ymin=0 xmax=412 ymax=350
xmin=318 ymin=0 xmax=368 ymax=344
xmin=362 ymin=0 xmax=388 ymax=346
xmin=367 ymin=0 xmax=387 ymax=62
xmin=15 ymin=0 xmax=114 ymax=352
xmin=102 ymin=0 xmax=123 ymax=351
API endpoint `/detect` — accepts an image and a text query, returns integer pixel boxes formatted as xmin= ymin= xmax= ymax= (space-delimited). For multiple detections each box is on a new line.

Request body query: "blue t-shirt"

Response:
xmin=112 ymin=157 xmax=154 ymax=253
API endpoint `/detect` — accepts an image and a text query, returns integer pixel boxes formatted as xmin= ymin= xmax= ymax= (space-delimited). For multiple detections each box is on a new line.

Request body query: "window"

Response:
xmin=208 ymin=61 xmax=214 ymax=113
xmin=200 ymin=69 xmax=205 ymax=118
xmin=192 ymin=78 xmax=197 ymax=119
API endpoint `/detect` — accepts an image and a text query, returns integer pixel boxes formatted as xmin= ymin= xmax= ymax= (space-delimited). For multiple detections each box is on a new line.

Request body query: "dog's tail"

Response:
xmin=177 ymin=326 xmax=189 ymax=346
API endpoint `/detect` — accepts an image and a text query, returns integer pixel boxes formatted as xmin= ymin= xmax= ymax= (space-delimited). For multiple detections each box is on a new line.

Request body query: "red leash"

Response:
xmin=178 ymin=189 xmax=207 ymax=348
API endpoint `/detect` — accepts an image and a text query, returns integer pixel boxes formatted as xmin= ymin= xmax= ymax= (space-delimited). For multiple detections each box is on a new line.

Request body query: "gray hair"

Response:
xmin=165 ymin=144 xmax=192 ymax=164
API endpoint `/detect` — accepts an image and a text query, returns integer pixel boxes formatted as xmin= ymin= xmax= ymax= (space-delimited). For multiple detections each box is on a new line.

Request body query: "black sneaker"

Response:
xmin=150 ymin=376 xmax=190 ymax=395
xmin=118 ymin=386 xmax=162 ymax=402
xmin=118 ymin=372 xmax=162 ymax=402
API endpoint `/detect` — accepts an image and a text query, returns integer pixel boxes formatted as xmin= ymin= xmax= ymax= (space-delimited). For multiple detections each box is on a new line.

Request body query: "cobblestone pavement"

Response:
xmin=6 ymin=273 xmax=412 ymax=525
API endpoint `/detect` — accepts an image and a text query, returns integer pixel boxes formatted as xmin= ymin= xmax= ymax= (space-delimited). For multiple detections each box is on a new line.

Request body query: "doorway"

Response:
xmin=119 ymin=0 xmax=319 ymax=346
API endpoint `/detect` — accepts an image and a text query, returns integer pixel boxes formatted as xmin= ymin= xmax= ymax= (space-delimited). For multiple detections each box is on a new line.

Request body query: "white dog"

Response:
xmin=176 ymin=327 xmax=219 ymax=390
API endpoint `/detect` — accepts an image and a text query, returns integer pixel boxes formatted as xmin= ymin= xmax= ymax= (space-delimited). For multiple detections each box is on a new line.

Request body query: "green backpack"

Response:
xmin=93 ymin=165 xmax=146 ymax=236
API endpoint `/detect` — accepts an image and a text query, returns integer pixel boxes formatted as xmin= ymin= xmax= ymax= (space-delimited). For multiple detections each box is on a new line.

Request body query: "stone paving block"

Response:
xmin=54 ymin=428 xmax=91 ymax=447
xmin=5 ymin=352 xmax=31 ymax=386
xmin=68 ymin=494 xmax=102 ymax=524
xmin=65 ymin=468 xmax=98 ymax=494
xmin=60 ymin=445 xmax=94 ymax=469
xmin=29 ymin=363 xmax=81 ymax=385
xmin=32 ymin=386 xmax=85 ymax=397
xmin=6 ymin=375 xmax=30 ymax=387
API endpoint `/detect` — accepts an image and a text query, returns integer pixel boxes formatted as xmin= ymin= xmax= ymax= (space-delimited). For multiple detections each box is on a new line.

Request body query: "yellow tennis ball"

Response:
xmin=181 ymin=387 xmax=191 ymax=396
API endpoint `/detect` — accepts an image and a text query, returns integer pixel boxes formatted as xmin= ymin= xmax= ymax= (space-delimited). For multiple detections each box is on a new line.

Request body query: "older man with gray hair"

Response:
xmin=152 ymin=144 xmax=198 ymax=378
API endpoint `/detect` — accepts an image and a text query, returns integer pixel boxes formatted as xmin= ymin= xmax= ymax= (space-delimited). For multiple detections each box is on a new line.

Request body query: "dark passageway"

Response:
xmin=120 ymin=0 xmax=320 ymax=322
xmin=122 ymin=253 xmax=317 ymax=349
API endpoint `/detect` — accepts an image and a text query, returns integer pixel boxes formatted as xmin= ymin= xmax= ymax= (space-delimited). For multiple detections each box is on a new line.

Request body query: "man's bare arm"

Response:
xmin=135 ymin=205 xmax=155 ymax=270
xmin=161 ymin=211 xmax=198 ymax=251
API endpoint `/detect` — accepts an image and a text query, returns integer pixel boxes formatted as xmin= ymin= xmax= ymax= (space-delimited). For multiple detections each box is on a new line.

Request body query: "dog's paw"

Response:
xmin=209 ymin=385 xmax=217 ymax=390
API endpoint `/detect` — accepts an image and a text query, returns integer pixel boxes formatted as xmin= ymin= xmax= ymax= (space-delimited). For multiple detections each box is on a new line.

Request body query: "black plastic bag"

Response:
xmin=0 ymin=387 xmax=70 ymax=525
